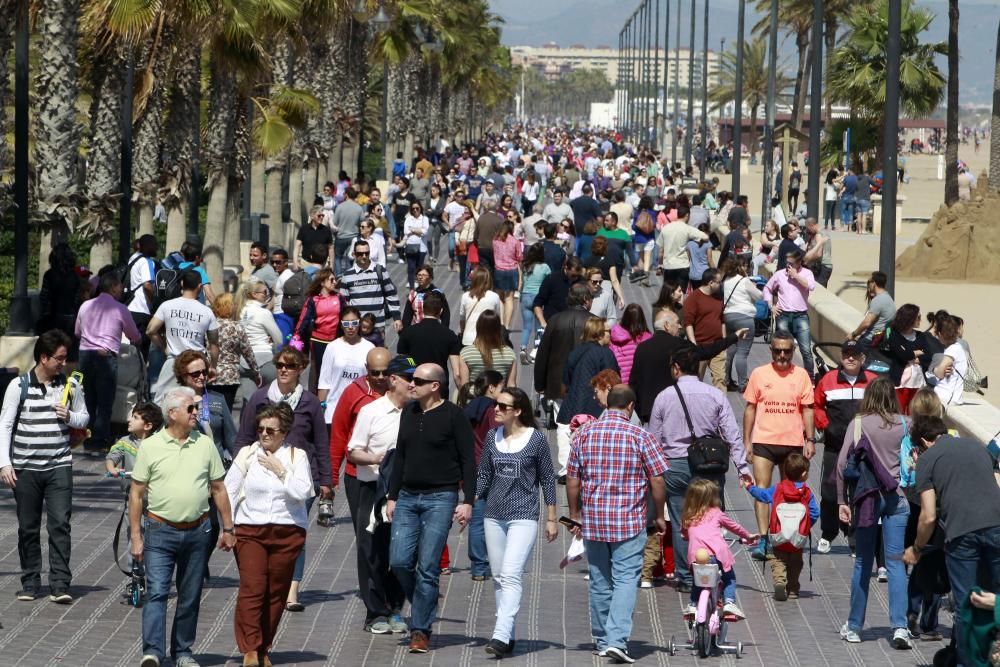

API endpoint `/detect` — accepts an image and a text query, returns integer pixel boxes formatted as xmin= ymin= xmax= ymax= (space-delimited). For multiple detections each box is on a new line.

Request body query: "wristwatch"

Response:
xmin=222 ymin=526 xmax=235 ymax=534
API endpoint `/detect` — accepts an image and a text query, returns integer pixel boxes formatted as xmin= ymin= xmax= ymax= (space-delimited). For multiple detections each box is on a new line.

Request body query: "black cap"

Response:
xmin=841 ymin=340 xmax=864 ymax=356
xmin=387 ymin=355 xmax=416 ymax=377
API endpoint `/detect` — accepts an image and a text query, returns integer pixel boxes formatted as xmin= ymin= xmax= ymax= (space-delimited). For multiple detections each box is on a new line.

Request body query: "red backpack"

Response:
xmin=768 ymin=480 xmax=812 ymax=553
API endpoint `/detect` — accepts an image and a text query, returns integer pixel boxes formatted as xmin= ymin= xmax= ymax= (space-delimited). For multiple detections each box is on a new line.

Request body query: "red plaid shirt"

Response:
xmin=567 ymin=410 xmax=669 ymax=543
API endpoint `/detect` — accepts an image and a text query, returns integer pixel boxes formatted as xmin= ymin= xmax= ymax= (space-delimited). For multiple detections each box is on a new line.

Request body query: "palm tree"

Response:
xmin=0 ymin=1 xmax=16 ymax=206
xmin=753 ymin=0 xmax=814 ymax=146
xmin=709 ymin=36 xmax=792 ymax=160
xmin=943 ymin=0 xmax=959 ymax=205
xmin=990 ymin=19 xmax=1000 ymax=191
xmin=826 ymin=0 xmax=945 ymax=167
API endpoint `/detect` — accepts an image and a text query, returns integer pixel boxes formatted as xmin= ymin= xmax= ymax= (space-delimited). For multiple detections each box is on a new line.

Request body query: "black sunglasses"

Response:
xmin=410 ymin=376 xmax=437 ymax=387
xmin=495 ymin=402 xmax=516 ymax=411
xmin=257 ymin=426 xmax=280 ymax=436
xmin=275 ymin=362 xmax=299 ymax=371
xmin=770 ymin=348 xmax=794 ymax=356
xmin=187 ymin=369 xmax=208 ymax=379
xmin=354 ymin=251 xmax=370 ymax=257
xmin=368 ymin=369 xmax=389 ymax=377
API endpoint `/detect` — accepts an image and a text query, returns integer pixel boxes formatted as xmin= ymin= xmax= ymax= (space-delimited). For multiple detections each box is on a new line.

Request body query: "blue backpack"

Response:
xmin=897 ymin=417 xmax=916 ymax=488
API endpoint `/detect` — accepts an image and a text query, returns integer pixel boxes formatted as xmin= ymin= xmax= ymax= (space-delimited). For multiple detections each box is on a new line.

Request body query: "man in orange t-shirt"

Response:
xmin=742 ymin=329 xmax=815 ymax=559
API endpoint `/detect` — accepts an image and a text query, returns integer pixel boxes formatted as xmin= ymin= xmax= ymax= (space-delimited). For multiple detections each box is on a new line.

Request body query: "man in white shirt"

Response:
xmin=542 ymin=190 xmax=574 ymax=225
xmin=126 ymin=234 xmax=160 ymax=354
xmin=147 ymin=270 xmax=220 ymax=400
xmin=270 ymin=248 xmax=296 ymax=338
xmin=658 ymin=205 xmax=709 ymax=291
xmin=346 ymin=354 xmax=415 ymax=634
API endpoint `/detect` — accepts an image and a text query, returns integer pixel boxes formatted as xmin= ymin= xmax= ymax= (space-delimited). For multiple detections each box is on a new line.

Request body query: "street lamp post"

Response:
xmin=761 ymin=0 xmax=778 ymax=228
xmin=684 ymin=0 xmax=695 ymax=167
xmin=662 ymin=0 xmax=671 ymax=155
xmin=672 ymin=0 xmax=681 ymax=165
xmin=880 ymin=0 xmax=902 ymax=296
xmin=699 ymin=0 xmax=709 ymax=181
xmin=653 ymin=0 xmax=660 ymax=148
xmin=732 ymin=0 xmax=745 ymax=199
xmin=806 ymin=0 xmax=823 ymax=220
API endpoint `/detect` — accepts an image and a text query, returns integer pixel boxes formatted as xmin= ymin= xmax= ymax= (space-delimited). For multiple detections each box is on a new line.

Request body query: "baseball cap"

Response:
xmin=386 ymin=355 xmax=417 ymax=377
xmin=841 ymin=340 xmax=864 ymax=356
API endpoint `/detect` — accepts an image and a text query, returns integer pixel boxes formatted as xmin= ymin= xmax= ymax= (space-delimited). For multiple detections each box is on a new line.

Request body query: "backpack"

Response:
xmin=898 ymin=417 xmax=917 ymax=488
xmin=115 ymin=254 xmax=146 ymax=305
xmin=148 ymin=251 xmax=185 ymax=311
xmin=281 ymin=271 xmax=312 ymax=319
xmin=635 ymin=209 xmax=655 ymax=236
xmin=1 ymin=372 xmax=30 ymax=447
xmin=768 ymin=479 xmax=812 ymax=553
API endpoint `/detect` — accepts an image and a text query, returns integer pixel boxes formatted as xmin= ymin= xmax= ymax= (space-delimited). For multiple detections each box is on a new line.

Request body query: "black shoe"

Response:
xmin=484 ymin=638 xmax=510 ymax=657
xmin=49 ymin=589 xmax=73 ymax=604
xmin=726 ymin=381 xmax=740 ymax=392
xmin=557 ymin=475 xmax=567 ymax=485
xmin=15 ymin=587 xmax=38 ymax=601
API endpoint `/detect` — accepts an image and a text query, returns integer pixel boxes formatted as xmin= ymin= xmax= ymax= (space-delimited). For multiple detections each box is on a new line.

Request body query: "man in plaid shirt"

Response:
xmin=566 ymin=385 xmax=669 ymax=663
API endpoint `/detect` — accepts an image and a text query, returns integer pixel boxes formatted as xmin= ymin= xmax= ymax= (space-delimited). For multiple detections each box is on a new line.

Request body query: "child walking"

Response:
xmin=681 ymin=479 xmax=757 ymax=619
xmin=745 ymin=452 xmax=819 ymax=601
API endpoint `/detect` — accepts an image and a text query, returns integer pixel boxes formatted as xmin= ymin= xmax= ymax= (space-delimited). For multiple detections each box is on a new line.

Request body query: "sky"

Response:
xmin=490 ymin=0 xmax=1000 ymax=106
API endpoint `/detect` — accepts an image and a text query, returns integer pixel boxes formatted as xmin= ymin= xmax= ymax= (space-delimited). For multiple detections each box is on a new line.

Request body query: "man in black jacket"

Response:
xmin=396 ymin=293 xmax=461 ymax=395
xmin=532 ymin=256 xmax=584 ymax=329
xmin=570 ymin=183 xmax=603 ymax=237
xmin=386 ymin=363 xmax=475 ymax=654
xmin=534 ymin=283 xmax=593 ymax=477
xmin=629 ymin=307 xmax=746 ymax=424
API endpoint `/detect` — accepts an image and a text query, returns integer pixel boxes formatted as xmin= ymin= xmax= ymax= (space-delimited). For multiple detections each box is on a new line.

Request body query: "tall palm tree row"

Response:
xmin=1 ymin=0 xmax=513 ymax=285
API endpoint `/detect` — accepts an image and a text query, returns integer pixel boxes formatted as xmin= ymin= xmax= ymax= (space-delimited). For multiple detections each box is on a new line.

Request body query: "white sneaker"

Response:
xmin=140 ymin=656 xmax=160 ymax=667
xmin=683 ymin=604 xmax=697 ymax=617
xmin=892 ymin=627 xmax=913 ymax=649
xmin=639 ymin=580 xmax=653 ymax=589
xmin=816 ymin=538 xmax=832 ymax=554
xmin=722 ymin=601 xmax=745 ymax=619
xmin=840 ymin=623 xmax=861 ymax=643
xmin=877 ymin=567 xmax=888 ymax=582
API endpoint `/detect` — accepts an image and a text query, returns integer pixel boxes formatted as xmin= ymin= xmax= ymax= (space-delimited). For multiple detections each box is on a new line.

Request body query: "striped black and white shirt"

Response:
xmin=339 ymin=264 xmax=401 ymax=330
xmin=0 ymin=370 xmax=89 ymax=472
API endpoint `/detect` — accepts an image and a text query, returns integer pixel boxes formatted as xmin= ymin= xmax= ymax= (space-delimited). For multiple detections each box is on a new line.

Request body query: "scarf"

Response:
xmin=268 ymin=380 xmax=304 ymax=411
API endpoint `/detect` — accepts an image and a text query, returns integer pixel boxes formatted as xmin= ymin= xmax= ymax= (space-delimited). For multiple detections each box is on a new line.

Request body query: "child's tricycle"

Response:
xmin=668 ymin=540 xmax=752 ymax=658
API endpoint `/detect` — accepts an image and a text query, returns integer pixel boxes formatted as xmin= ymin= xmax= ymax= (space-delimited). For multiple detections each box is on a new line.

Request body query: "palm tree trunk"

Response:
xmin=224 ymin=175 xmax=242 ymax=275
xmin=162 ymin=44 xmax=200 ymax=252
xmin=264 ymin=160 xmax=285 ymax=241
xmin=202 ymin=60 xmax=237 ymax=285
xmin=288 ymin=154 xmax=304 ymax=246
xmin=0 ymin=1 xmax=15 ymax=196
xmin=990 ymin=19 xmax=1000 ymax=191
xmin=791 ymin=31 xmax=811 ymax=154
xmin=943 ymin=0 xmax=959 ymax=205
xmin=250 ymin=159 xmax=266 ymax=215
xmin=204 ymin=174 xmax=228 ymax=287
xmin=748 ymin=103 xmax=760 ymax=160
xmin=132 ymin=14 xmax=172 ymax=240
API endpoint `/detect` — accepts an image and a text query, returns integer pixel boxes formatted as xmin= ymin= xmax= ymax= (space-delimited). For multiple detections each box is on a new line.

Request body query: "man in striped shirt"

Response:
xmin=340 ymin=239 xmax=402 ymax=334
xmin=0 ymin=329 xmax=89 ymax=604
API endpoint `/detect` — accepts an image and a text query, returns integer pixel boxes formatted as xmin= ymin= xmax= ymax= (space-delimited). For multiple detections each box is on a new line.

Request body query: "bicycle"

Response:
xmin=668 ymin=538 xmax=755 ymax=659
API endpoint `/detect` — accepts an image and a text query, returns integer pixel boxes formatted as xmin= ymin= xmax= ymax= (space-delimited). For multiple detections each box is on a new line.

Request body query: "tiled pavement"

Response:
xmin=0 ymin=261 xmax=945 ymax=666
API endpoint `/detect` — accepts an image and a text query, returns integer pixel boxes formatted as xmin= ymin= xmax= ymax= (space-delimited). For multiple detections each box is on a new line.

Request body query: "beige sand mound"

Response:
xmin=896 ymin=174 xmax=1000 ymax=282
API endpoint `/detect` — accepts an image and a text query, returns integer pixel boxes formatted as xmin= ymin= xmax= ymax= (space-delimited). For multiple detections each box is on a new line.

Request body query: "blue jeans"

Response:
xmin=447 ymin=231 xmax=456 ymax=261
xmin=775 ymin=311 xmax=814 ymax=377
xmin=724 ymin=312 xmax=755 ymax=388
xmin=520 ymin=293 xmax=538 ymax=350
xmin=585 ymin=530 xmax=646 ymax=652
xmin=334 ymin=236 xmax=355 ymax=277
xmin=846 ymin=493 xmax=909 ymax=632
xmin=406 ymin=251 xmax=427 ymax=289
xmin=840 ymin=195 xmax=855 ymax=226
xmin=693 ymin=558 xmax=738 ymax=605
xmin=664 ymin=458 xmax=726 ymax=588
xmin=945 ymin=526 xmax=1000 ymax=665
xmin=142 ymin=517 xmax=213 ymax=661
xmin=389 ymin=490 xmax=457 ymax=634
xmin=468 ymin=498 xmax=490 ymax=577
xmin=78 ymin=350 xmax=118 ymax=449
xmin=292 ymin=492 xmax=317 ymax=581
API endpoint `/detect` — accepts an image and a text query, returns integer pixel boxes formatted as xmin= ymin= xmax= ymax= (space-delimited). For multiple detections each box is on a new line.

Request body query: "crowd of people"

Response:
xmin=2 ymin=122 xmax=997 ymax=667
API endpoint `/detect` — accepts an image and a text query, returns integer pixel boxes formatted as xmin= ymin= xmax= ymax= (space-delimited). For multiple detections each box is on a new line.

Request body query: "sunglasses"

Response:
xmin=342 ymin=320 xmax=360 ymax=328
xmin=187 ymin=369 xmax=208 ymax=379
xmin=257 ymin=426 xmax=280 ymax=436
xmin=354 ymin=251 xmax=370 ymax=257
xmin=175 ymin=404 xmax=198 ymax=414
xmin=410 ymin=376 xmax=437 ymax=387
xmin=275 ymin=362 xmax=299 ymax=371
xmin=495 ymin=402 xmax=515 ymax=411
xmin=368 ymin=369 xmax=389 ymax=377
xmin=770 ymin=348 xmax=794 ymax=356
xmin=270 ymin=259 xmax=287 ymax=265
xmin=589 ymin=279 xmax=602 ymax=286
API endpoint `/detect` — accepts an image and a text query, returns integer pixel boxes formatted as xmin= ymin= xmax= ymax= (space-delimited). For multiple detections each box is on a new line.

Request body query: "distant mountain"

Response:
xmin=490 ymin=0 xmax=999 ymax=105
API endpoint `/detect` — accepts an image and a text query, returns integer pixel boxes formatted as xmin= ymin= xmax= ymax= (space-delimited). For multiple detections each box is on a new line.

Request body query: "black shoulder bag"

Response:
xmin=674 ymin=384 xmax=730 ymax=475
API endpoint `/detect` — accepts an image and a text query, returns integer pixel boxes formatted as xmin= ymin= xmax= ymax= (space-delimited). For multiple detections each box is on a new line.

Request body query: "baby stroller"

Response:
xmin=751 ymin=276 xmax=773 ymax=342
xmin=812 ymin=342 xmax=892 ymax=377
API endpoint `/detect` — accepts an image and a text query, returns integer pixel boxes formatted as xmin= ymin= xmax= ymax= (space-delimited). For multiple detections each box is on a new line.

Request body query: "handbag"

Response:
xmin=674 ymin=384 xmax=730 ymax=475
xmin=404 ymin=239 xmax=422 ymax=257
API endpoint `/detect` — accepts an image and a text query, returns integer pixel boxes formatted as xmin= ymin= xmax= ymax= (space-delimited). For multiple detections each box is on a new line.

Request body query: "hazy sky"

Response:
xmin=490 ymin=0 xmax=1000 ymax=105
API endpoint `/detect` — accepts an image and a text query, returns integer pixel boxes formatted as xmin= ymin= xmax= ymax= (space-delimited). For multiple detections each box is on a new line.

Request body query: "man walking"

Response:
xmin=125 ymin=234 xmax=159 ymax=355
xmin=347 ymin=355 xmax=415 ymax=635
xmin=566 ymin=386 xmax=669 ymax=663
xmin=249 ymin=241 xmax=277 ymax=289
xmin=683 ymin=268 xmax=727 ymax=391
xmin=130 ymin=386 xmax=236 ymax=667
xmin=333 ymin=188 xmax=365 ymax=276
xmin=802 ymin=217 xmax=834 ymax=288
xmin=0 ymin=330 xmax=88 ymax=603
xmin=648 ymin=348 xmax=751 ymax=600
xmin=848 ymin=271 xmax=896 ymax=350
xmin=387 ymin=364 xmax=475 ymax=654
xmin=743 ymin=330 xmax=815 ymax=560
xmin=76 ymin=272 xmax=143 ymax=453
xmin=396 ymin=293 xmax=462 ymax=393
xmin=340 ymin=239 xmax=403 ymax=334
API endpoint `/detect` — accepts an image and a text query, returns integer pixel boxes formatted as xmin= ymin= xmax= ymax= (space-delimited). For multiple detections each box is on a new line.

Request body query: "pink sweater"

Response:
xmin=609 ymin=327 xmax=651 ymax=385
xmin=683 ymin=508 xmax=752 ymax=573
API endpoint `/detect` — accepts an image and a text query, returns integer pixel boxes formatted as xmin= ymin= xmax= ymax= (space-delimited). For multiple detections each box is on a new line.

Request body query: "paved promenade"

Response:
xmin=0 ymin=262 xmax=945 ymax=666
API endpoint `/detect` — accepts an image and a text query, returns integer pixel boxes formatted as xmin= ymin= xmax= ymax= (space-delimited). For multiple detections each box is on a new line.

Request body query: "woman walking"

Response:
xmin=824 ymin=168 xmax=840 ymax=230
xmin=402 ymin=202 xmax=430 ymax=289
xmin=720 ymin=258 xmax=762 ymax=391
xmin=237 ymin=278 xmax=284 ymax=388
xmin=836 ymin=377 xmax=911 ymax=648
xmin=210 ymin=293 xmax=261 ymax=410
xmin=226 ymin=403 xmax=313 ymax=667
xmin=476 ymin=387 xmax=558 ymax=657
xmin=459 ymin=266 xmax=502 ymax=347
xmin=492 ymin=219 xmax=523 ymax=329
xmin=293 ymin=268 xmax=344 ymax=394
xmin=317 ymin=307 xmax=374 ymax=424
xmin=518 ymin=243 xmax=550 ymax=363
xmin=882 ymin=304 xmax=929 ymax=414
xmin=459 ymin=310 xmax=518 ymax=387
xmin=236 ymin=347 xmax=330 ymax=612
xmin=608 ymin=304 xmax=651 ymax=385
xmin=427 ymin=184 xmax=447 ymax=264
